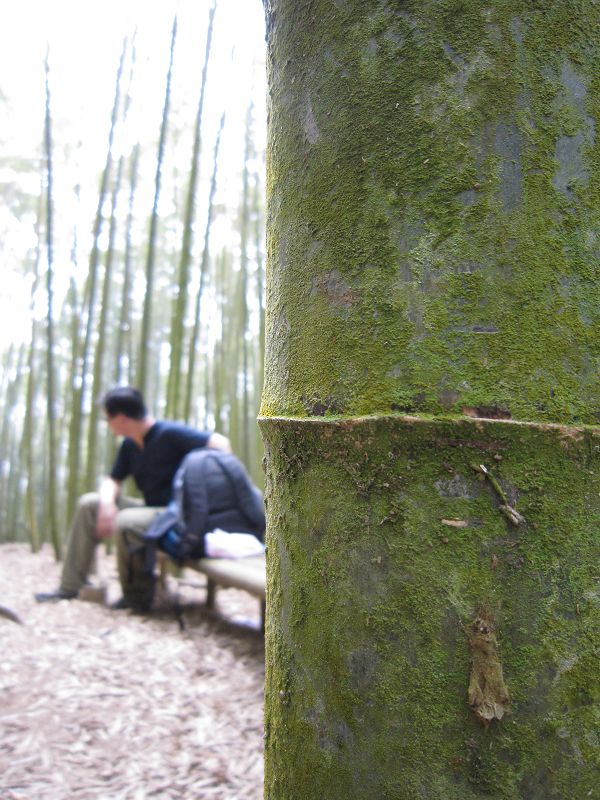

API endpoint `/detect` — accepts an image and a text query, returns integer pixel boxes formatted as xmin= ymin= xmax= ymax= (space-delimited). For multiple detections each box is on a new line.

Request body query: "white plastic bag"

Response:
xmin=204 ymin=528 xmax=265 ymax=559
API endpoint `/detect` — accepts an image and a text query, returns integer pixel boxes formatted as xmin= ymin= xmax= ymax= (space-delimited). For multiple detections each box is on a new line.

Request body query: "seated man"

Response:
xmin=35 ymin=386 xmax=230 ymax=604
xmin=118 ymin=448 xmax=266 ymax=610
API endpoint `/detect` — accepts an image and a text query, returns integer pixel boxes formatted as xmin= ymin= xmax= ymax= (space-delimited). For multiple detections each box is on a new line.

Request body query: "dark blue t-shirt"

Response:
xmin=110 ymin=420 xmax=211 ymax=506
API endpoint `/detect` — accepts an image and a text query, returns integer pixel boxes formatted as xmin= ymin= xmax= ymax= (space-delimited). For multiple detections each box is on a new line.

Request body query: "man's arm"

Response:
xmin=96 ymin=476 xmax=121 ymax=539
xmin=206 ymin=432 xmax=232 ymax=453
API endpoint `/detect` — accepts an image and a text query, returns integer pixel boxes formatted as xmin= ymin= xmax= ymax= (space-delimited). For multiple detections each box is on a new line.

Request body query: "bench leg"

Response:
xmin=206 ymin=577 xmax=217 ymax=610
xmin=157 ymin=556 xmax=169 ymax=593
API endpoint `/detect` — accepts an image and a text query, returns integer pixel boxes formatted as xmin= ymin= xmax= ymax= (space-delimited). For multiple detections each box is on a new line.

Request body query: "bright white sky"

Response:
xmin=0 ymin=0 xmax=266 ymax=352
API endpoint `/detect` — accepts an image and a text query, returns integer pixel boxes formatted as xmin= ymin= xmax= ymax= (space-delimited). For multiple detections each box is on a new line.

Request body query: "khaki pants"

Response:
xmin=115 ymin=506 xmax=166 ymax=609
xmin=60 ymin=493 xmax=164 ymax=604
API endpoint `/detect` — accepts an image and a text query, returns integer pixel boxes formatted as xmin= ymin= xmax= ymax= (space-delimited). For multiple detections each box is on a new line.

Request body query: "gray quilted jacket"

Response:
xmin=143 ymin=449 xmax=265 ymax=560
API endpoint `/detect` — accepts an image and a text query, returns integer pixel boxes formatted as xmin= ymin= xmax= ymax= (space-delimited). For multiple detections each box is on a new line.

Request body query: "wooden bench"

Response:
xmin=157 ymin=552 xmax=266 ymax=631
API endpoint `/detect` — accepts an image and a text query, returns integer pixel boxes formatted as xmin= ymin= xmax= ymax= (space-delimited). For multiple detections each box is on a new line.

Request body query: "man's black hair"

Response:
xmin=102 ymin=387 xmax=148 ymax=420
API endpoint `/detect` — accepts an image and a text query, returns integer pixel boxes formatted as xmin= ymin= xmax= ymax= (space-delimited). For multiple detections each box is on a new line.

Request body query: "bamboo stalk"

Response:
xmin=43 ymin=47 xmax=61 ymax=560
xmin=183 ymin=113 xmax=225 ymax=422
xmin=166 ymin=1 xmax=217 ymax=419
xmin=136 ymin=16 xmax=177 ymax=397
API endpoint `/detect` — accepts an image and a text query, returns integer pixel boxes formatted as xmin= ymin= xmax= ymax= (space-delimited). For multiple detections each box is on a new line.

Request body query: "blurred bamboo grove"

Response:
xmin=0 ymin=1 xmax=267 ymax=554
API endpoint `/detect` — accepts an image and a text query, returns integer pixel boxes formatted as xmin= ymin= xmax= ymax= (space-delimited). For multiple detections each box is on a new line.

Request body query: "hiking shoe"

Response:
xmin=110 ymin=596 xmax=152 ymax=613
xmin=110 ymin=597 xmax=132 ymax=610
xmin=35 ymin=589 xmax=78 ymax=603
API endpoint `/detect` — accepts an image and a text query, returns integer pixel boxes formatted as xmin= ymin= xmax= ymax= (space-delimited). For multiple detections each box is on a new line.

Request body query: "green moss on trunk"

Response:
xmin=262 ymin=1 xmax=600 ymax=797
xmin=261 ymin=415 xmax=600 ymax=799
xmin=263 ymin=0 xmax=600 ymax=424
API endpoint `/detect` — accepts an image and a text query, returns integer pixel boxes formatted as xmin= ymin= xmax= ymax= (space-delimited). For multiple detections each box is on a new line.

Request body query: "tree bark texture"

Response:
xmin=261 ymin=3 xmax=600 ymax=798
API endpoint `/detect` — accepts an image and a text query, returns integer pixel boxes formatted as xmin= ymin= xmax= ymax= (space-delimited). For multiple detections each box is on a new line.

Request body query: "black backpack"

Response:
xmin=143 ymin=448 xmax=265 ymax=563
xmin=122 ymin=450 xmax=265 ymax=607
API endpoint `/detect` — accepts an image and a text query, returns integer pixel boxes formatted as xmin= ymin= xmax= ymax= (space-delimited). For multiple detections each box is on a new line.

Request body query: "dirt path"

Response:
xmin=0 ymin=543 xmax=264 ymax=800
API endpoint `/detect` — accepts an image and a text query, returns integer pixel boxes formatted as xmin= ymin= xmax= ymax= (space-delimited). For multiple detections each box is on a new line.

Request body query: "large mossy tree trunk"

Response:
xmin=260 ymin=3 xmax=600 ymax=799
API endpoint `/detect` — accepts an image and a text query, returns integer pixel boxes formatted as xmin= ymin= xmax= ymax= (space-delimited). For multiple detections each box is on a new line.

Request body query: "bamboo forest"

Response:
xmin=0 ymin=2 xmax=267 ymax=556
xmin=4 ymin=2 xmax=600 ymax=798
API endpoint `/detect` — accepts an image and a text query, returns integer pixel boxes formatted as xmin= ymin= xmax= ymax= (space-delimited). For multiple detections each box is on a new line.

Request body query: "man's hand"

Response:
xmin=95 ymin=477 xmax=120 ymax=539
xmin=96 ymin=501 xmax=118 ymax=540
xmin=207 ymin=432 xmax=232 ymax=453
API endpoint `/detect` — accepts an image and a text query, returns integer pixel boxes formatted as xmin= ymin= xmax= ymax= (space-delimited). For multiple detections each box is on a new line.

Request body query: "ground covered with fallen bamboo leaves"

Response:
xmin=0 ymin=543 xmax=264 ymax=800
